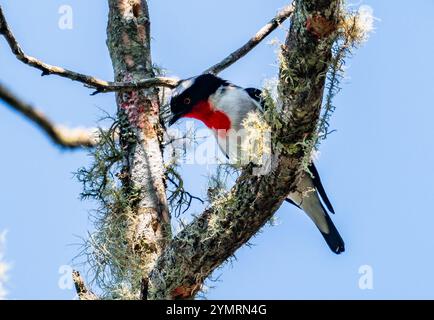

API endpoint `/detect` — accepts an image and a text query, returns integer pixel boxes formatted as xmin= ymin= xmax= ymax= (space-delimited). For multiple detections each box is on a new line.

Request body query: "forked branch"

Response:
xmin=0 ymin=4 xmax=292 ymax=93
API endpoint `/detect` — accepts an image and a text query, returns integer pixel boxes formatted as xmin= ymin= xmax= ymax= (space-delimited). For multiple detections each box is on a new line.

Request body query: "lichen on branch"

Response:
xmin=147 ymin=0 xmax=354 ymax=300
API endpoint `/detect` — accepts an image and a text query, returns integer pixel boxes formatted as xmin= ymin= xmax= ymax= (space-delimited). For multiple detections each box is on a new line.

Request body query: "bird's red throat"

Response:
xmin=183 ymin=100 xmax=231 ymax=134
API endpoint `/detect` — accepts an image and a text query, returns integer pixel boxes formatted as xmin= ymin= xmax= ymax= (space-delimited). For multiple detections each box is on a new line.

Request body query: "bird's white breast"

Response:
xmin=209 ymin=86 xmax=267 ymax=164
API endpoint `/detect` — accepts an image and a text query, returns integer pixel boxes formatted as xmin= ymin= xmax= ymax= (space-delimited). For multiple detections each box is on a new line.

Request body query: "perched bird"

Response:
xmin=168 ymin=73 xmax=345 ymax=254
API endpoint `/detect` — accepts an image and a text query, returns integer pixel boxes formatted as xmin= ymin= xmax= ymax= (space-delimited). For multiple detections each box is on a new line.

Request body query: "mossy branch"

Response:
xmin=147 ymin=0 xmax=343 ymax=300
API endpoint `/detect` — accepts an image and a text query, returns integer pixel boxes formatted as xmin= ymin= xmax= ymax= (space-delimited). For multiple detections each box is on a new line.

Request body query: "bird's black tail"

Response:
xmin=287 ymin=197 xmax=345 ymax=254
xmin=286 ymin=163 xmax=345 ymax=254
xmin=318 ymin=202 xmax=345 ymax=254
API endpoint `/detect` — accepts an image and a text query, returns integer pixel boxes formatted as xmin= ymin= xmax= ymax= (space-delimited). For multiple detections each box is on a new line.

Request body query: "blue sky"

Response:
xmin=1 ymin=0 xmax=434 ymax=299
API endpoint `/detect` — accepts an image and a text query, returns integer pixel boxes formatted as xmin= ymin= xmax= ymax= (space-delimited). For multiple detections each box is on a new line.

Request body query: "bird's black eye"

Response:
xmin=184 ymin=97 xmax=191 ymax=105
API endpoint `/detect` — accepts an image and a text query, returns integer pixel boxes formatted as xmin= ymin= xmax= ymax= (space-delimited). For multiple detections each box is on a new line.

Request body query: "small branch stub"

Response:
xmin=72 ymin=270 xmax=97 ymax=300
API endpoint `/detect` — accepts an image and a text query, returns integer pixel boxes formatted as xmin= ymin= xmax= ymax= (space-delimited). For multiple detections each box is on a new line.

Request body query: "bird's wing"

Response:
xmin=244 ymin=88 xmax=265 ymax=111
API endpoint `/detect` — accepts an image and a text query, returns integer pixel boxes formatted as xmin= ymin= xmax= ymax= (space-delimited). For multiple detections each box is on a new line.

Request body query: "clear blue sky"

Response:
xmin=1 ymin=0 xmax=434 ymax=299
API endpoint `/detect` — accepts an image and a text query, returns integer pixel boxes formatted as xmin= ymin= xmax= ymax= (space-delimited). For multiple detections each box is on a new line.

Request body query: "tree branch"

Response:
xmin=1 ymin=4 xmax=292 ymax=94
xmin=148 ymin=0 xmax=341 ymax=300
xmin=204 ymin=4 xmax=295 ymax=75
xmin=0 ymin=5 xmax=178 ymax=93
xmin=0 ymin=83 xmax=97 ymax=149
xmin=72 ymin=270 xmax=97 ymax=300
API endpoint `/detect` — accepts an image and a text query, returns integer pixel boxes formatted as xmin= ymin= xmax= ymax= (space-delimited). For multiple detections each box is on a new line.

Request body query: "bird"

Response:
xmin=168 ymin=73 xmax=345 ymax=254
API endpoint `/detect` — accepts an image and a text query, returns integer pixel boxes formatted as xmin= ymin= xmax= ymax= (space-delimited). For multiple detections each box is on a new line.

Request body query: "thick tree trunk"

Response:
xmin=106 ymin=0 xmax=171 ymax=288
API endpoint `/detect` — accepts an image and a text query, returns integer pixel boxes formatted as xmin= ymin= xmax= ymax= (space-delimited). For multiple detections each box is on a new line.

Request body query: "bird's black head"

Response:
xmin=169 ymin=74 xmax=228 ymax=125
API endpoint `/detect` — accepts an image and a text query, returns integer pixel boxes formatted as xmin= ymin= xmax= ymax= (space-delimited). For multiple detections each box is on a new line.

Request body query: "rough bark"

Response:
xmin=106 ymin=0 xmax=171 ymax=284
xmin=147 ymin=0 xmax=341 ymax=300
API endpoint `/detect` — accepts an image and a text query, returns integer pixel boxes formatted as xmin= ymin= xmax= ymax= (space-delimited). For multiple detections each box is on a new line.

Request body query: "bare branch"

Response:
xmin=148 ymin=0 xmax=342 ymax=300
xmin=0 ymin=5 xmax=178 ymax=93
xmin=167 ymin=168 xmax=205 ymax=218
xmin=1 ymin=4 xmax=293 ymax=94
xmin=0 ymin=83 xmax=97 ymax=149
xmin=72 ymin=270 xmax=97 ymax=300
xmin=204 ymin=4 xmax=295 ymax=75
